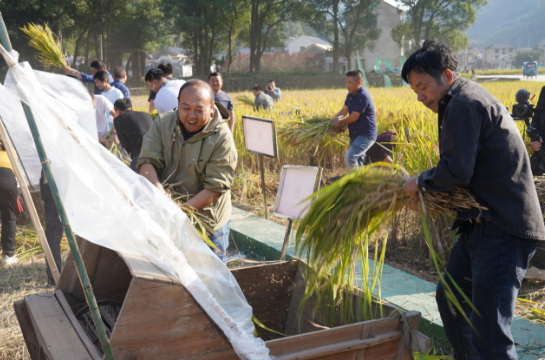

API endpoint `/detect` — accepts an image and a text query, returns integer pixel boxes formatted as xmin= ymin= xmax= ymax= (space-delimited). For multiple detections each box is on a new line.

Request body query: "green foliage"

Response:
xmin=392 ymin=0 xmax=487 ymax=53
xmin=513 ymin=49 xmax=544 ymax=67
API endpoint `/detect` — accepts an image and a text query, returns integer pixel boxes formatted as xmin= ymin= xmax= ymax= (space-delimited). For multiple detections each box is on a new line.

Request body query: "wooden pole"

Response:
xmin=21 ymin=102 xmax=115 ymax=360
xmin=259 ymin=154 xmax=268 ymax=219
xmin=0 ymin=117 xmax=60 ymax=282
xmin=279 ymin=218 xmax=293 ymax=261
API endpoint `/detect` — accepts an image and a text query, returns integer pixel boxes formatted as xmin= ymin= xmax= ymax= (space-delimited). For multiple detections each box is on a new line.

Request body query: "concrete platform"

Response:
xmin=229 ymin=206 xmax=545 ymax=359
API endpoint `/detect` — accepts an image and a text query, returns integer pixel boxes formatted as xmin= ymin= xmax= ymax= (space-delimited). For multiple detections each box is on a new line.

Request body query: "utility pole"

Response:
xmin=100 ymin=34 xmax=103 ymax=61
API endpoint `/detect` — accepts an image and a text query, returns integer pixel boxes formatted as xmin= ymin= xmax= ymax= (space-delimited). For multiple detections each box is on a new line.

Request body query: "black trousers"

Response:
xmin=40 ymin=176 xmax=63 ymax=281
xmin=0 ymin=168 xmax=17 ymax=257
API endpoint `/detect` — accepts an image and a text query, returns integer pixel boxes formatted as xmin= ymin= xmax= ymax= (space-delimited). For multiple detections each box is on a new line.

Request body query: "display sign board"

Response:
xmin=242 ymin=116 xmax=278 ymax=158
xmin=273 ymin=165 xmax=322 ymax=219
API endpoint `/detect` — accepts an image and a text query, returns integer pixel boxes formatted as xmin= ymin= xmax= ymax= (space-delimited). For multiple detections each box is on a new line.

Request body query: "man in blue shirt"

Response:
xmin=111 ymin=66 xmax=130 ymax=98
xmin=209 ymin=72 xmax=235 ymax=132
xmin=264 ymin=79 xmax=281 ymax=102
xmin=63 ymin=60 xmax=113 ymax=95
xmin=333 ymin=69 xmax=377 ymax=168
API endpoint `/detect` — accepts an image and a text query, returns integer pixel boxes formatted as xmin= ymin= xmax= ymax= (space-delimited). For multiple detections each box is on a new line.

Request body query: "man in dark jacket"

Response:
xmin=403 ymin=40 xmax=544 ymax=360
xmin=113 ymin=98 xmax=153 ymax=172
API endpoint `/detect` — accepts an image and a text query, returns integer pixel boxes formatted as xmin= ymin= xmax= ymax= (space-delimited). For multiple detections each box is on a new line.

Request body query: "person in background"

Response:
xmin=209 ymin=72 xmax=235 ymax=132
xmin=264 ymin=79 xmax=281 ymax=102
xmin=252 ymin=85 xmax=275 ymax=111
xmin=111 ymin=66 xmax=131 ymax=98
xmin=91 ymin=93 xmax=117 ymax=146
xmin=94 ymin=71 xmax=124 ymax=139
xmin=149 ymin=62 xmax=175 ymax=113
xmin=365 ymin=130 xmax=397 ymax=164
xmin=0 ymin=140 xmax=18 ymax=267
xmin=113 ymin=98 xmax=153 ymax=173
xmin=138 ymin=80 xmax=237 ymax=262
xmin=403 ymin=40 xmax=542 ymax=360
xmin=333 ymin=69 xmax=377 ymax=169
xmin=145 ymin=68 xmax=185 ymax=115
xmin=63 ymin=60 xmax=113 ymax=95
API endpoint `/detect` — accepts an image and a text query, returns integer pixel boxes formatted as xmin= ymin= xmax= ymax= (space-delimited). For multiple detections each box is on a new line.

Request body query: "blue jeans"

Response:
xmin=345 ymin=136 xmax=375 ymax=169
xmin=208 ymin=221 xmax=230 ymax=263
xmin=436 ymin=221 xmax=537 ymax=360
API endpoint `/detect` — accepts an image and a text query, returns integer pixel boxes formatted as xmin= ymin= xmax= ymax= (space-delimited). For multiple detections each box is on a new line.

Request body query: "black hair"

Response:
xmin=93 ymin=70 xmax=109 ymax=82
xmin=114 ymin=98 xmax=132 ymax=111
xmin=145 ymin=68 xmax=164 ymax=82
xmin=114 ymin=66 xmax=126 ymax=79
xmin=177 ymin=80 xmax=215 ymax=104
xmin=401 ymin=40 xmax=458 ymax=83
xmin=0 ymin=140 xmax=4 ymax=151
xmin=158 ymin=61 xmax=173 ymax=76
xmin=345 ymin=69 xmax=363 ymax=82
xmin=208 ymin=72 xmax=222 ymax=80
xmin=90 ymin=60 xmax=105 ymax=70
xmin=268 ymin=79 xmax=274 ymax=83
xmin=252 ymin=85 xmax=262 ymax=91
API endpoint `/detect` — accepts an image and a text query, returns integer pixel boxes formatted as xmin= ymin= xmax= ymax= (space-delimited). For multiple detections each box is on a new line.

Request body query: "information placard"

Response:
xmin=242 ymin=116 xmax=278 ymax=158
xmin=273 ymin=165 xmax=322 ymax=219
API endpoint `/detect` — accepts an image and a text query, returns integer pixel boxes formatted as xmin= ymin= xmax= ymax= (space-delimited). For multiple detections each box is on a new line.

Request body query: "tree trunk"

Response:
xmin=249 ymin=0 xmax=259 ymax=73
xmin=105 ymin=18 xmax=111 ymax=68
xmin=333 ymin=0 xmax=340 ymax=73
xmin=227 ymin=26 xmax=233 ymax=74
xmin=73 ymin=27 xmax=88 ymax=68
xmin=84 ymin=26 xmax=92 ymax=70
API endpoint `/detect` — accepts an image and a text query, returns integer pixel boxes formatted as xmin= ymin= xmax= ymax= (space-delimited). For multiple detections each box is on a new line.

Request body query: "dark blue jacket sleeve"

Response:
xmin=80 ymin=72 xmax=95 ymax=84
xmin=351 ymin=94 xmax=368 ymax=114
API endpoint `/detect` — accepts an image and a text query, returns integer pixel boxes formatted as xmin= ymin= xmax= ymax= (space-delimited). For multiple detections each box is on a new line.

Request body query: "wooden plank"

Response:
xmin=13 ymin=300 xmax=41 ymax=360
xmin=54 ymin=290 xmax=102 ymax=360
xmin=411 ymin=329 xmax=431 ymax=354
xmin=109 ymin=278 xmax=232 ymax=359
xmin=24 ymin=293 xmax=92 ymax=360
xmin=272 ymin=331 xmax=402 ymax=360
xmin=230 ymin=260 xmax=298 ymax=340
xmin=67 ymin=239 xmax=102 ymax=302
xmin=117 ymin=251 xmax=177 ymax=285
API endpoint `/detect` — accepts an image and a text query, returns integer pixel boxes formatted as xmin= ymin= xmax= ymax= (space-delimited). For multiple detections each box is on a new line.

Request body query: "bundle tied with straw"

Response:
xmin=294 ymin=165 xmax=487 ymax=325
xmin=278 ymin=115 xmax=348 ymax=155
xmin=20 ymin=23 xmax=67 ymax=69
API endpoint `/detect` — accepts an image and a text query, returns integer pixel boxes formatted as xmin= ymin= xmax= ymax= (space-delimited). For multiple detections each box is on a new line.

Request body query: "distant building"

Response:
xmin=288 ymin=35 xmax=332 ymax=54
xmin=483 ymin=44 xmax=516 ymax=69
xmin=324 ymin=0 xmax=403 ymax=73
xmin=146 ymin=47 xmax=193 ymax=77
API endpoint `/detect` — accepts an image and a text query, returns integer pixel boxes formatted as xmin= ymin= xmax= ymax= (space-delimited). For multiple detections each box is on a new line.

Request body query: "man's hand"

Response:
xmin=140 ymin=163 xmax=166 ymax=195
xmin=531 ymin=136 xmax=543 ymax=152
xmin=333 ymin=118 xmax=344 ymax=132
xmin=404 ymin=176 xmax=420 ymax=211
xmin=111 ymin=134 xmax=120 ymax=145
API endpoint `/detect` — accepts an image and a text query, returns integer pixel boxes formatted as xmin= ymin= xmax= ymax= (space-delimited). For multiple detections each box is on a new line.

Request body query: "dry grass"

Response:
xmin=0 ymin=227 xmax=69 ymax=359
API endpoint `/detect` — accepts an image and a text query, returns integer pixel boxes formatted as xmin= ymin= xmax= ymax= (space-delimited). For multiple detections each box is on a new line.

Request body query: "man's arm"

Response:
xmin=186 ymin=189 xmax=222 ymax=210
xmin=334 ymin=105 xmax=349 ymax=119
xmin=140 ymin=163 xmax=165 ymax=194
xmin=407 ymin=103 xmax=482 ymax=196
xmin=228 ymin=110 xmax=235 ymax=132
xmin=63 ymin=67 xmax=94 ymax=83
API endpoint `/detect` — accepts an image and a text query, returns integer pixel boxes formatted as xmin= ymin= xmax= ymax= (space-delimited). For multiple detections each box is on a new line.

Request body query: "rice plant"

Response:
xmin=20 ymin=23 xmax=67 ymax=69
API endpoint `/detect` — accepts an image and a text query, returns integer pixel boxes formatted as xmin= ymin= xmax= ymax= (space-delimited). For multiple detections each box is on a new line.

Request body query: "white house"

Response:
xmin=288 ymin=35 xmax=332 ymax=55
xmin=325 ymin=0 xmax=404 ymax=73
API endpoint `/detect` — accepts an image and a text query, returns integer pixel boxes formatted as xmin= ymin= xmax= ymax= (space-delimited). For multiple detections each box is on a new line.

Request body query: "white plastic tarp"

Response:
xmin=0 ymin=46 xmax=271 ymax=360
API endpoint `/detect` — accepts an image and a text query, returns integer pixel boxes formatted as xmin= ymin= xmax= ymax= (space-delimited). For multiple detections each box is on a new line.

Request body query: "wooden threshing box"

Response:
xmin=14 ymin=238 xmax=429 ymax=359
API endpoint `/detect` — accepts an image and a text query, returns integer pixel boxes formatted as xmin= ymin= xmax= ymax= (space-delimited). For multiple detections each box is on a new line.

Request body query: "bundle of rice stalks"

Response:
xmin=278 ymin=115 xmax=348 ymax=155
xmin=295 ymin=165 xmax=484 ymax=326
xmin=237 ymin=95 xmax=255 ymax=107
xmin=20 ymin=23 xmax=67 ymax=69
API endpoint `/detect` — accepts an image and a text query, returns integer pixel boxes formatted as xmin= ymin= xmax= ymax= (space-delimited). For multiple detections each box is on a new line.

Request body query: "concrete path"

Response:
xmin=230 ymin=206 xmax=545 ymax=359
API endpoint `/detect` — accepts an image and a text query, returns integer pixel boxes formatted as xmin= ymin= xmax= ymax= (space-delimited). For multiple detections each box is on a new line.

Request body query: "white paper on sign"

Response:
xmin=243 ymin=118 xmax=275 ymax=157
xmin=276 ymin=169 xmax=318 ymax=218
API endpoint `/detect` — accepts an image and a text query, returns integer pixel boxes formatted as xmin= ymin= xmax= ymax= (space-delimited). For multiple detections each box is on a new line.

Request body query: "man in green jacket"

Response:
xmin=138 ymin=80 xmax=237 ymax=262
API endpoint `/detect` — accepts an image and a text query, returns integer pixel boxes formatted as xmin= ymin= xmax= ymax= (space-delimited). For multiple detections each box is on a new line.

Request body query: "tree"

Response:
xmin=392 ymin=0 xmax=487 ymax=53
xmin=306 ymin=0 xmax=380 ymax=73
xmin=246 ymin=0 xmax=307 ymax=73
xmin=513 ymin=49 xmax=543 ymax=68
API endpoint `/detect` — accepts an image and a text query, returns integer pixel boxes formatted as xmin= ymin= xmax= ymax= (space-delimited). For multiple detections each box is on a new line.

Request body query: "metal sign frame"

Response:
xmin=273 ymin=165 xmax=323 ymax=219
xmin=242 ymin=115 xmax=279 ymax=159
